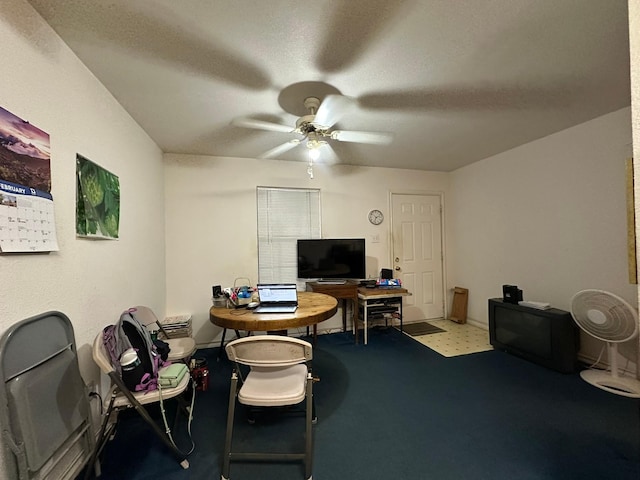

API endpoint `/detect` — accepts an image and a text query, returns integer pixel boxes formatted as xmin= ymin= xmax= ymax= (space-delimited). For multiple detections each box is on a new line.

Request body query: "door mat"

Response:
xmin=401 ymin=321 xmax=446 ymax=336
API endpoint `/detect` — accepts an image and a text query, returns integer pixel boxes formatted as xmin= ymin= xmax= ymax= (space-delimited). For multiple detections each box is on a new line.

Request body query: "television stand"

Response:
xmin=316 ymin=279 xmax=347 ymax=285
xmin=306 ymin=281 xmax=359 ymax=340
xmin=488 ymin=298 xmax=579 ymax=373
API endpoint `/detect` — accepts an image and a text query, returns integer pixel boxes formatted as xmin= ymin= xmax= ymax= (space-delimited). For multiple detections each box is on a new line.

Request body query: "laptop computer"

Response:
xmin=253 ymin=284 xmax=298 ymax=314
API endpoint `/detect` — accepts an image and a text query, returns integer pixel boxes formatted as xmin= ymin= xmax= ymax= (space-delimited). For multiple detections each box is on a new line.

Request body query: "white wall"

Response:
xmin=450 ymin=107 xmax=635 ymax=362
xmin=163 ymin=154 xmax=451 ymax=346
xmin=0 ymin=4 xmax=166 ymax=474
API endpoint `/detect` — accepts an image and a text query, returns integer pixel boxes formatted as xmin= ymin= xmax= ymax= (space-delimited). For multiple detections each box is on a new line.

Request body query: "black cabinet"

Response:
xmin=488 ymin=298 xmax=580 ymax=373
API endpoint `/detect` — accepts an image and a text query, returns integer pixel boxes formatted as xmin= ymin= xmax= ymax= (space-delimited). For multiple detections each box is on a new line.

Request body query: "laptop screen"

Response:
xmin=257 ymin=284 xmax=298 ymax=303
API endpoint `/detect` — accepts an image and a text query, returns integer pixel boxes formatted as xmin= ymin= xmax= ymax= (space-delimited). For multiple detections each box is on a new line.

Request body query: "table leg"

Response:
xmin=352 ymin=311 xmax=358 ymax=344
xmin=364 ymin=302 xmax=369 ymax=345
xmin=352 ymin=296 xmax=358 ymax=338
xmin=217 ymin=328 xmax=228 ymax=361
xmin=218 ymin=329 xmax=245 ymax=361
xmin=353 ymin=301 xmax=359 ymax=344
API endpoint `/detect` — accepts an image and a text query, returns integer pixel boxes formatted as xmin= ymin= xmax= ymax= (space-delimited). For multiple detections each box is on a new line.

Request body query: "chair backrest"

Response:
xmin=131 ymin=305 xmax=175 ymax=339
xmin=130 ymin=305 xmax=159 ymax=329
xmin=225 ymin=335 xmax=312 ymax=367
xmin=0 ymin=312 xmax=94 ymax=480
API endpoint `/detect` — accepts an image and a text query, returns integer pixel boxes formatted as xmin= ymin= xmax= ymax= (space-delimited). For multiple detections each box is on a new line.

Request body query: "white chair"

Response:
xmin=221 ymin=335 xmax=314 ymax=480
xmin=86 ymin=331 xmax=192 ymax=475
xmin=131 ymin=306 xmax=197 ymax=363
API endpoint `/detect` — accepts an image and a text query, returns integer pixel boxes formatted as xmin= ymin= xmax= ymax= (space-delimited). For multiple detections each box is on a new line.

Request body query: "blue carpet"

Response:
xmin=91 ymin=328 xmax=640 ymax=480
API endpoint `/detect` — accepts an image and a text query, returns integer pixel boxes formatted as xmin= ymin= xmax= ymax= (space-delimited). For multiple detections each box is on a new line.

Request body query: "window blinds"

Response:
xmin=257 ymin=187 xmax=321 ymax=283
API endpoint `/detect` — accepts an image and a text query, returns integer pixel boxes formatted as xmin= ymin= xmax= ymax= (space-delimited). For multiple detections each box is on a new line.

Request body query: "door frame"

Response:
xmin=388 ymin=190 xmax=448 ymax=319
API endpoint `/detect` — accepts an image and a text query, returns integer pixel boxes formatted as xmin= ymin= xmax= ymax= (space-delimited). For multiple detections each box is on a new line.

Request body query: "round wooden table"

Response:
xmin=209 ymin=291 xmax=338 ymax=336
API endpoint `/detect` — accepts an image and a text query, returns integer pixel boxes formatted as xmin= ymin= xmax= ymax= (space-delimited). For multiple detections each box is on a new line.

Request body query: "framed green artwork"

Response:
xmin=76 ymin=154 xmax=120 ymax=239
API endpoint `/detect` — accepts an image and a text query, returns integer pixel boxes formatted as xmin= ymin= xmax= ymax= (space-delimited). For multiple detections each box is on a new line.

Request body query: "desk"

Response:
xmin=306 ymin=281 xmax=359 ymax=340
xmin=358 ymin=287 xmax=411 ymax=345
xmin=209 ymin=291 xmax=338 ymax=350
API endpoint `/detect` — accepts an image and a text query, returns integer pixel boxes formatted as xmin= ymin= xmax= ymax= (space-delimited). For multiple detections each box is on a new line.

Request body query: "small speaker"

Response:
xmin=380 ymin=268 xmax=393 ymax=279
xmin=502 ymin=284 xmax=523 ymax=304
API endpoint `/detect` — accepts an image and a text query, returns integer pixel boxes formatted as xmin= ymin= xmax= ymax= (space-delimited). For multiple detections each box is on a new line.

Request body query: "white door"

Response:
xmin=391 ymin=193 xmax=444 ymax=321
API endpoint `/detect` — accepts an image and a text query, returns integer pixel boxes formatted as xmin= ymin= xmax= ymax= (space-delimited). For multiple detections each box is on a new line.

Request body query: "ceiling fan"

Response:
xmin=231 ymin=95 xmax=393 ymax=161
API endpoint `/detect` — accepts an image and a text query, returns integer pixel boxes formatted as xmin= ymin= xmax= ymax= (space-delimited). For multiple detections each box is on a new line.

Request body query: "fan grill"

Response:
xmin=570 ymin=290 xmax=638 ymax=342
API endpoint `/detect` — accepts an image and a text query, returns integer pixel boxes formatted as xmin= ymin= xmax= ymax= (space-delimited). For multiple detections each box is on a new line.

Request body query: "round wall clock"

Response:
xmin=368 ymin=209 xmax=384 ymax=225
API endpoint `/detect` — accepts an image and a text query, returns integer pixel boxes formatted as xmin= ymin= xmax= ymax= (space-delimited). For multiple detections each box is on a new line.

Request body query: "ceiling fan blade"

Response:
xmin=313 ymin=95 xmax=356 ymax=128
xmin=331 ymin=130 xmax=393 ymax=145
xmin=232 ymin=117 xmax=293 ymax=133
xmin=259 ymin=139 xmax=301 ymax=159
xmin=321 ymin=144 xmax=340 ymax=165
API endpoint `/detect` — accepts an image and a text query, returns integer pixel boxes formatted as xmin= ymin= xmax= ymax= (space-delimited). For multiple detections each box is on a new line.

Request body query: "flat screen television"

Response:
xmin=297 ymin=238 xmax=366 ymax=280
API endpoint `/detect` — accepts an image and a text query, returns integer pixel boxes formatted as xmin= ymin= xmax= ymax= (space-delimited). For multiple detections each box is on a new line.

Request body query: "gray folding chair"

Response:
xmin=221 ymin=335 xmax=314 ymax=480
xmin=0 ymin=311 xmax=96 ymax=480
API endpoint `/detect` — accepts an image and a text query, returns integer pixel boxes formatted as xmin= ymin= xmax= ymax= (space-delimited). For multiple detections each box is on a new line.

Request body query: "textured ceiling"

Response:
xmin=27 ymin=0 xmax=631 ymax=171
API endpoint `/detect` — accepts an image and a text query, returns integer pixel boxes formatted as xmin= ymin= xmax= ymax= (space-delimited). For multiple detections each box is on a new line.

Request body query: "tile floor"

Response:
xmin=405 ymin=319 xmax=493 ymax=357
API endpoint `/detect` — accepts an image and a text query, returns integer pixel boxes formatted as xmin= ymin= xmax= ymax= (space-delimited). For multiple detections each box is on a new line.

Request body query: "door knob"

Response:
xmin=395 ymin=266 xmax=401 ymax=271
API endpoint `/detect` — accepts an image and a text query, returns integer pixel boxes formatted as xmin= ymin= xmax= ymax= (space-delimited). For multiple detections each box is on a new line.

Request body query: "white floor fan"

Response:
xmin=570 ymin=289 xmax=640 ymax=398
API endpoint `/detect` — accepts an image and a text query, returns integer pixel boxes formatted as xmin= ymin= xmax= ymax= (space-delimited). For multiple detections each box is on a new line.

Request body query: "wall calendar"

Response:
xmin=0 ymin=180 xmax=58 ymax=252
xmin=0 ymin=105 xmax=58 ymax=253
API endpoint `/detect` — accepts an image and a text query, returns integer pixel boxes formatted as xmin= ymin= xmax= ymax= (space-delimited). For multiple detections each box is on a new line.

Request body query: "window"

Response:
xmin=257 ymin=187 xmax=321 ymax=283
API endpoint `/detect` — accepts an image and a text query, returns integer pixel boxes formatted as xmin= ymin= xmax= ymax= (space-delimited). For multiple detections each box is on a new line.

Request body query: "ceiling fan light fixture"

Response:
xmin=308 ymin=147 xmax=321 ymax=161
xmin=306 ymin=130 xmax=326 ymax=180
xmin=306 ymin=131 xmax=327 ymax=156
